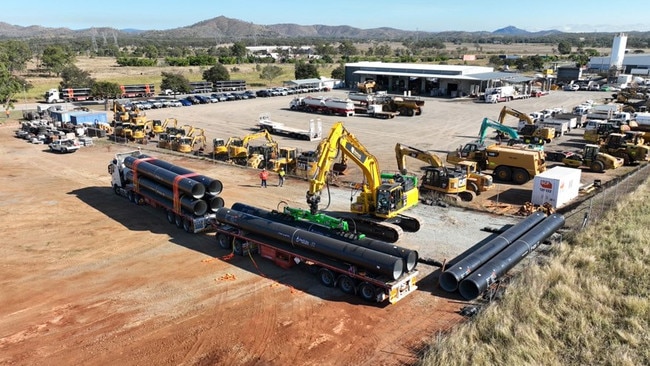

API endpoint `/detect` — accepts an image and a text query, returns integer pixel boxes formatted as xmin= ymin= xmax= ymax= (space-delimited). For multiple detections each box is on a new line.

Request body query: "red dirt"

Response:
xmin=0 ymin=122 xmax=465 ymax=366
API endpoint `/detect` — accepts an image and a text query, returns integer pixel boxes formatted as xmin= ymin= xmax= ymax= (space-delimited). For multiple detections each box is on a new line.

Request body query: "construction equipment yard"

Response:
xmin=0 ymin=90 xmax=644 ymax=365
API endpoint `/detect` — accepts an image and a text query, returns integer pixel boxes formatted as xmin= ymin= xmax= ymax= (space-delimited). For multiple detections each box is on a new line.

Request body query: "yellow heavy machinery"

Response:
xmin=157 ymin=121 xmax=186 ymax=150
xmin=212 ymin=138 xmax=227 ymax=159
xmin=299 ymin=121 xmax=421 ymax=242
xmin=171 ymin=127 xmax=207 ymax=154
xmin=600 ymin=132 xmax=650 ymax=165
xmin=357 ymin=79 xmax=376 ymax=93
xmin=226 ymin=130 xmax=277 ymax=165
xmin=562 ymin=144 xmax=624 ymax=172
xmin=446 ymin=118 xmax=547 ymax=184
xmin=394 ymin=142 xmax=493 ymax=202
xmin=498 ymin=106 xmax=554 ymax=144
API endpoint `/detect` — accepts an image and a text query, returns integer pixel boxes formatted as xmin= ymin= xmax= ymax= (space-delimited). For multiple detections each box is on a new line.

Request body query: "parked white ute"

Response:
xmin=49 ymin=139 xmax=80 ymax=153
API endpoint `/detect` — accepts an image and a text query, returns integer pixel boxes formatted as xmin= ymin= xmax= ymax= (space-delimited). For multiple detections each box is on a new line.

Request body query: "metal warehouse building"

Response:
xmin=588 ymin=54 xmax=650 ymax=76
xmin=344 ymin=61 xmax=534 ymax=98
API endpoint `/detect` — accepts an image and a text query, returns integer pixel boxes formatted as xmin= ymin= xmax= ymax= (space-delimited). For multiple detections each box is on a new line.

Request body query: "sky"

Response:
xmin=2 ymin=0 xmax=650 ymax=33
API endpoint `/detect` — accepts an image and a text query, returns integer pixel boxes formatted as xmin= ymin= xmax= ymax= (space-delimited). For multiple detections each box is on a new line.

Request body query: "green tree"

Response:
xmin=41 ymin=45 xmax=74 ymax=76
xmin=295 ymin=61 xmax=319 ymax=79
xmin=230 ymin=42 xmax=247 ymax=63
xmin=91 ymin=81 xmax=122 ymax=100
xmin=0 ymin=64 xmax=30 ymax=112
xmin=160 ymin=72 xmax=191 ymax=94
xmin=330 ymin=63 xmax=345 ymax=80
xmin=260 ymin=65 xmax=283 ymax=85
xmin=558 ymin=41 xmax=572 ymax=55
xmin=143 ymin=45 xmax=159 ymax=59
xmin=374 ymin=44 xmax=393 ymax=58
xmin=0 ymin=40 xmax=32 ymax=72
xmin=60 ymin=65 xmax=95 ymax=88
xmin=202 ymin=64 xmax=230 ymax=83
xmin=338 ymin=41 xmax=358 ymax=60
xmin=314 ymin=42 xmax=336 ymax=58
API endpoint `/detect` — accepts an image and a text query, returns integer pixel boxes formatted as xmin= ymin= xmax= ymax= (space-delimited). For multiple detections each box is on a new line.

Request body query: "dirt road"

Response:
xmin=0 ymin=90 xmax=631 ymax=365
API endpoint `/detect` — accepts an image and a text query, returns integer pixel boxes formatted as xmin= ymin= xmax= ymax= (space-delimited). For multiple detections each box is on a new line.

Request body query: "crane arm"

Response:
xmin=394 ymin=142 xmax=443 ymax=174
xmin=478 ymin=117 xmax=519 ymax=144
xmin=498 ymin=106 xmax=535 ymax=125
xmin=306 ymin=122 xmax=382 ymax=214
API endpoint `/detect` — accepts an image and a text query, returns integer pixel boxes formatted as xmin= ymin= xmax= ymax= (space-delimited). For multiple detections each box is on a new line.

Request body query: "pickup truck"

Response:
xmin=49 ymin=139 xmax=80 ymax=153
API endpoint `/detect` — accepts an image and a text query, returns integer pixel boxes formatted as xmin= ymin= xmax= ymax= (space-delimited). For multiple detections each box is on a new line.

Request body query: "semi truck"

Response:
xmin=45 ymin=88 xmax=93 ymax=103
xmin=213 ymin=204 xmax=419 ymax=304
xmin=289 ymin=96 xmax=355 ymax=117
xmin=108 ymin=151 xmax=224 ymax=233
xmin=483 ymin=86 xmax=529 ymax=103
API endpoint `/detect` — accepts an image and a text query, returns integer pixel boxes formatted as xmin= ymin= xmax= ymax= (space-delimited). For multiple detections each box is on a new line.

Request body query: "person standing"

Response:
xmin=259 ymin=168 xmax=269 ymax=188
xmin=278 ymin=168 xmax=286 ymax=187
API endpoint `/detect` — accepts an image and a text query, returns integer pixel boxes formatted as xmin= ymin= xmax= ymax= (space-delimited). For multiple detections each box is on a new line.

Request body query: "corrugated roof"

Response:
xmin=352 ymin=70 xmax=478 ymax=80
xmin=466 ymin=72 xmax=534 ymax=83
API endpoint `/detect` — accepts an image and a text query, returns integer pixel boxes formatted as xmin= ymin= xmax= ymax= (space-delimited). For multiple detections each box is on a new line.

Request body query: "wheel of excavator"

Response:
xmin=459 ymin=190 xmax=476 ymax=202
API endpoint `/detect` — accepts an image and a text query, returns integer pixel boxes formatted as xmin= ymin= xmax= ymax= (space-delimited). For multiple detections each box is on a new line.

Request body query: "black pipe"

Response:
xmin=231 ymin=202 xmax=419 ymax=272
xmin=458 ymin=214 xmax=565 ymax=300
xmin=439 ymin=211 xmax=547 ymax=292
xmin=126 ymin=172 xmax=208 ymax=216
xmin=124 ymin=156 xmax=205 ymax=199
xmin=136 ymin=186 xmax=208 ymax=217
xmin=208 ymin=196 xmax=225 ymax=212
xmin=138 ymin=154 xmax=223 ymax=196
xmin=215 ymin=207 xmax=404 ymax=280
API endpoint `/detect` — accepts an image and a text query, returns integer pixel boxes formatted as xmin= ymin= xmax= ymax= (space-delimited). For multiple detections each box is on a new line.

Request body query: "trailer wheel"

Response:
xmin=216 ymin=233 xmax=232 ymax=250
xmin=233 ymin=239 xmax=244 ymax=256
xmin=166 ymin=210 xmax=175 ymax=224
xmin=494 ymin=166 xmax=512 ymax=182
xmin=338 ymin=275 xmax=356 ymax=294
xmin=183 ymin=218 xmax=192 ymax=233
xmin=512 ymin=168 xmax=530 ymax=185
xmin=174 ymin=215 xmax=183 ymax=228
xmin=358 ymin=282 xmax=377 ymax=302
xmin=318 ymin=268 xmax=335 ymax=287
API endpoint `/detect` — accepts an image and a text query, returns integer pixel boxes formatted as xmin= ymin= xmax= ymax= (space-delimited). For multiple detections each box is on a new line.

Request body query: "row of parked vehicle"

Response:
xmin=256 ymin=86 xmax=328 ymax=97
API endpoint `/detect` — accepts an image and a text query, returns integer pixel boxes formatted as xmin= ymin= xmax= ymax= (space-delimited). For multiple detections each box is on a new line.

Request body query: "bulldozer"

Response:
xmin=357 ymin=79 xmax=376 ymax=93
xmin=562 ymin=144 xmax=624 ymax=172
xmin=599 ymin=132 xmax=650 ymax=165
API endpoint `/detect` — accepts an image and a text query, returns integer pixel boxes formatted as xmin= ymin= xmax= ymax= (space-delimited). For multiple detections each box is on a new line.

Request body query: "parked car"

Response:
xmin=243 ymin=90 xmax=257 ymax=99
xmin=194 ymin=95 xmax=211 ymax=104
xmin=256 ymin=89 xmax=272 ymax=97
xmin=563 ymin=84 xmax=580 ymax=91
xmin=223 ymin=93 xmax=236 ymax=101
xmin=185 ymin=96 xmax=200 ymax=104
xmin=169 ymin=99 xmax=184 ymax=107
xmin=179 ymin=98 xmax=193 ymax=106
xmin=147 ymin=99 xmax=163 ymax=109
xmin=211 ymin=93 xmax=228 ymax=102
xmin=234 ymin=92 xmax=249 ymax=100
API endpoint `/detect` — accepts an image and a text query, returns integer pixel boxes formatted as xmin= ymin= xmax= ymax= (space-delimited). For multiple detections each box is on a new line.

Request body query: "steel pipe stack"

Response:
xmin=231 ymin=202 xmax=419 ymax=272
xmin=138 ymin=154 xmax=223 ymax=196
xmin=215 ymin=207 xmax=405 ymax=280
xmin=439 ymin=211 xmax=547 ymax=292
xmin=124 ymin=156 xmax=205 ymax=199
xmin=125 ymin=172 xmax=208 ymax=216
xmin=458 ymin=214 xmax=565 ymax=300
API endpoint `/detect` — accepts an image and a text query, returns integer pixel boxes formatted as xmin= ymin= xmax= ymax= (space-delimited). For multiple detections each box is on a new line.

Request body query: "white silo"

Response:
xmin=610 ymin=33 xmax=627 ymax=71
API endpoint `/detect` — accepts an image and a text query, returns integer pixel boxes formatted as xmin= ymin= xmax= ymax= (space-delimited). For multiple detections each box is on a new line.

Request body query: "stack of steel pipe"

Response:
xmin=457 ymin=214 xmax=565 ymax=300
xmin=439 ymin=211 xmax=547 ymax=293
xmin=123 ymin=155 xmax=225 ymax=216
xmin=230 ymin=202 xmax=419 ymax=272
xmin=214 ymin=207 xmax=405 ymax=280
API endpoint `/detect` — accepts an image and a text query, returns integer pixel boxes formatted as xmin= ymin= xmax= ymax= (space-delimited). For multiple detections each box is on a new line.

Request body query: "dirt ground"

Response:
xmin=0 ymin=90 xmax=638 ymax=365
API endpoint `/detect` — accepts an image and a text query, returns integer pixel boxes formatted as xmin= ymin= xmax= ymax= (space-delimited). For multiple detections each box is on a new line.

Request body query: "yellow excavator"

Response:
xmin=498 ymin=106 xmax=554 ymax=144
xmin=226 ymin=130 xmax=277 ymax=165
xmin=394 ymin=143 xmax=493 ymax=202
xmin=295 ymin=121 xmax=421 ymax=242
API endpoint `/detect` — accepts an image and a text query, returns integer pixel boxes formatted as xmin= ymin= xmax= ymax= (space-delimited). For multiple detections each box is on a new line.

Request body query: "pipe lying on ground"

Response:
xmin=231 ymin=202 xmax=419 ymax=272
xmin=458 ymin=214 xmax=565 ymax=300
xmin=138 ymin=154 xmax=223 ymax=196
xmin=124 ymin=156 xmax=205 ymax=199
xmin=126 ymin=172 xmax=208 ymax=216
xmin=215 ymin=207 xmax=405 ymax=280
xmin=439 ymin=211 xmax=547 ymax=292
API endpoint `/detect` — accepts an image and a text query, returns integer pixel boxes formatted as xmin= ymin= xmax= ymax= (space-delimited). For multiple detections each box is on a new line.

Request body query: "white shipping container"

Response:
xmin=531 ymin=166 xmax=581 ymax=208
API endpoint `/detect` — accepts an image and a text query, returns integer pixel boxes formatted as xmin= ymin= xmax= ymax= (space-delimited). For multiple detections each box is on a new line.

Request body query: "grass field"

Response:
xmin=419 ymin=178 xmax=650 ymax=366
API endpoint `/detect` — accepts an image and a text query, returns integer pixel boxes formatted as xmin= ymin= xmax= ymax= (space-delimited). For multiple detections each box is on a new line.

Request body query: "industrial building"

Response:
xmin=344 ymin=61 xmax=535 ymax=97
xmin=587 ymin=33 xmax=650 ymax=76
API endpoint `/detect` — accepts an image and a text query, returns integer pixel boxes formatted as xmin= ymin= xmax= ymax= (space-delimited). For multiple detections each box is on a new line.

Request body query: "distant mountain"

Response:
xmin=0 ymin=17 xmax=580 ymax=40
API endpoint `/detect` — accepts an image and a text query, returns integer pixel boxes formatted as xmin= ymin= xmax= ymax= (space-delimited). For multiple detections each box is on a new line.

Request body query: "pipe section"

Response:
xmin=207 ymin=196 xmax=225 ymax=212
xmin=231 ymin=202 xmax=419 ymax=272
xmin=137 ymin=187 xmax=208 ymax=217
xmin=439 ymin=211 xmax=546 ymax=292
xmin=215 ymin=207 xmax=405 ymax=280
xmin=138 ymin=154 xmax=223 ymax=196
xmin=124 ymin=156 xmax=205 ymax=199
xmin=126 ymin=172 xmax=208 ymax=216
xmin=458 ymin=214 xmax=565 ymax=300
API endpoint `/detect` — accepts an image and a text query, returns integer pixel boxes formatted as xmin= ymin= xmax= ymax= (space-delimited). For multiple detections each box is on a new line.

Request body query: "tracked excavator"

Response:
xmin=394 ymin=142 xmax=491 ymax=202
xmin=498 ymin=106 xmax=554 ymax=144
xmin=288 ymin=122 xmax=421 ymax=243
xmin=225 ymin=130 xmax=278 ymax=165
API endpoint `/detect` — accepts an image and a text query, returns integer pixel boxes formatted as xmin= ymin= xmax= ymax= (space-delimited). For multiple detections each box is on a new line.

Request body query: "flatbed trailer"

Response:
xmin=257 ymin=115 xmax=322 ymax=141
xmin=213 ymin=208 xmax=419 ymax=304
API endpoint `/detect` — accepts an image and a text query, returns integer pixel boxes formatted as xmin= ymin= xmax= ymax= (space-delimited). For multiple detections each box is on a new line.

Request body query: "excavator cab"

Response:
xmin=374 ymin=183 xmax=405 ymax=215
